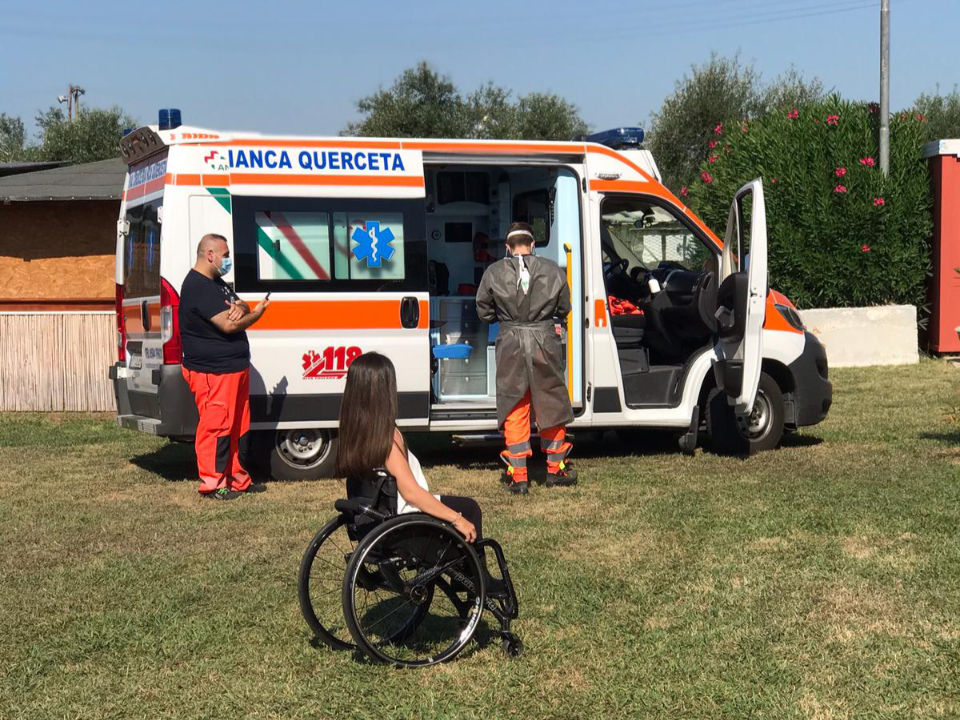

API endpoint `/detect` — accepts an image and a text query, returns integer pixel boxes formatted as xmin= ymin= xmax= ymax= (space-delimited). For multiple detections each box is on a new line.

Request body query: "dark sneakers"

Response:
xmin=545 ymin=466 xmax=578 ymax=487
xmin=201 ymin=488 xmax=242 ymax=501
xmin=241 ymin=483 xmax=268 ymax=494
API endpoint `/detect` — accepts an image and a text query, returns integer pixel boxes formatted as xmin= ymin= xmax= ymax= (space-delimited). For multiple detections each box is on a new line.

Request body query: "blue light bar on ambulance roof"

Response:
xmin=584 ymin=127 xmax=645 ymax=149
xmin=158 ymin=108 xmax=182 ymax=131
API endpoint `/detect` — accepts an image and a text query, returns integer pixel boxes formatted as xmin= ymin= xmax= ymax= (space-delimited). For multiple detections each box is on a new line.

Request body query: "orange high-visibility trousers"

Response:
xmin=501 ymin=390 xmax=572 ymax=481
xmin=182 ymin=367 xmax=252 ymax=493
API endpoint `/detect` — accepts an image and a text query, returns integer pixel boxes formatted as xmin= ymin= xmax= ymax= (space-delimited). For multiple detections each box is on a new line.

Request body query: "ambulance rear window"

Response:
xmin=123 ymin=200 xmax=162 ymax=298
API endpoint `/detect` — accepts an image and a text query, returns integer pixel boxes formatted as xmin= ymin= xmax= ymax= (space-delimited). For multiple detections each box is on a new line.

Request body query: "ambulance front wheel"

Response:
xmin=707 ymin=372 xmax=784 ymax=456
xmin=268 ymin=428 xmax=339 ymax=481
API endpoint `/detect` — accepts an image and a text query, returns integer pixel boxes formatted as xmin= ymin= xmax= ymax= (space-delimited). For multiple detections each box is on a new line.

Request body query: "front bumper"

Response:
xmin=787 ymin=332 xmax=833 ymax=427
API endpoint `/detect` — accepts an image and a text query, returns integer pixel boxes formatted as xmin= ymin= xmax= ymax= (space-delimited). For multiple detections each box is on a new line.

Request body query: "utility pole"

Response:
xmin=879 ymin=0 xmax=890 ymax=176
xmin=57 ymin=84 xmax=86 ymax=121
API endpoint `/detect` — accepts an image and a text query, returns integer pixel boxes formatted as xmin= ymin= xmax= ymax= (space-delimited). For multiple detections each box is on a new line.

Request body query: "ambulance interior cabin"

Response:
xmin=598 ymin=196 xmax=718 ymax=407
xmin=423 ymin=165 xmax=583 ymax=413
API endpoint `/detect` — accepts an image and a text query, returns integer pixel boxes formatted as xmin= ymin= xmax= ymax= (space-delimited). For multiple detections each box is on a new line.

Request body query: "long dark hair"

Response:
xmin=336 ymin=352 xmax=400 ymax=477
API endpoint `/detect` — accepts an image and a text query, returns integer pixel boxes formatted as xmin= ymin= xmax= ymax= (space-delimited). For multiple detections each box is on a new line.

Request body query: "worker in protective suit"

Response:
xmin=476 ymin=221 xmax=576 ymax=495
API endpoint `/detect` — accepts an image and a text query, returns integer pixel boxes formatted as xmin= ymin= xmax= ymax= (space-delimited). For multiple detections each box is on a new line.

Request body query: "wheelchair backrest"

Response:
xmin=344 ymin=468 xmax=398 ymax=540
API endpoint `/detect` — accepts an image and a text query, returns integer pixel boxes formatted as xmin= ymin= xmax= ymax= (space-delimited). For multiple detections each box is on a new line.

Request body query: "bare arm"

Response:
xmin=384 ymin=432 xmax=476 ymax=542
xmin=209 ymin=298 xmax=270 ymax=334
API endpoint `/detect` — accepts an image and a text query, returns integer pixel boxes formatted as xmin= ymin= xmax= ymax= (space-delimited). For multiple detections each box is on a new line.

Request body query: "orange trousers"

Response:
xmin=182 ymin=367 xmax=252 ymax=493
xmin=500 ymin=390 xmax=572 ymax=482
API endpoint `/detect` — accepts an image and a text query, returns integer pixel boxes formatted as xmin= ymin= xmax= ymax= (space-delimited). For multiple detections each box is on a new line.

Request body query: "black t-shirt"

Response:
xmin=178 ymin=269 xmax=250 ymax=374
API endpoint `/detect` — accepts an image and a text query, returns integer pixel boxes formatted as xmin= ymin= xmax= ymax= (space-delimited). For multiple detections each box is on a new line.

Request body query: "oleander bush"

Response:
xmin=686 ymin=97 xmax=933 ymax=309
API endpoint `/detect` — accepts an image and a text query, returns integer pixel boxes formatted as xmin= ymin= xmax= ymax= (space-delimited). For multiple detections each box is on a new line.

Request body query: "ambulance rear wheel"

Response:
xmin=707 ymin=372 xmax=784 ymax=456
xmin=269 ymin=429 xmax=339 ymax=480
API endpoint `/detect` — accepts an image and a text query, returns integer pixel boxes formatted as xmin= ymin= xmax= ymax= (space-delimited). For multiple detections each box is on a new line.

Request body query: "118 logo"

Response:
xmin=302 ymin=346 xmax=362 ymax=379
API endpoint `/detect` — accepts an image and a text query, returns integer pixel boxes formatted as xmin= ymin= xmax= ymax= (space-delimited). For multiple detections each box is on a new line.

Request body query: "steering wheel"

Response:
xmin=603 ymin=258 xmax=629 ymax=280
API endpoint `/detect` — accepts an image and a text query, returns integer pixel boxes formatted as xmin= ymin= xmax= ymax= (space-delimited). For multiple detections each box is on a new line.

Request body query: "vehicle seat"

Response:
xmin=428 ymin=260 xmax=450 ymax=296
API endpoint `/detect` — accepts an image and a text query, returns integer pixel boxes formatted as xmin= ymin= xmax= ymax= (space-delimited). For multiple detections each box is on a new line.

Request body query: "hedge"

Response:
xmin=685 ymin=97 xmax=933 ymax=309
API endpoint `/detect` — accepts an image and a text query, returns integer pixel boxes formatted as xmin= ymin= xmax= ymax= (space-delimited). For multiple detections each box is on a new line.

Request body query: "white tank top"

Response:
xmin=397 ymin=450 xmax=440 ymax=514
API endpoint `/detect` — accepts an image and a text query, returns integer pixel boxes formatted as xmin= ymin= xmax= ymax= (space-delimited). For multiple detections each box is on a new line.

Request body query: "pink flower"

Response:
xmin=771 ymin=177 xmax=778 ymax=184
xmin=701 ymin=171 xmax=714 ymax=184
xmin=861 ymin=244 xmax=871 ymax=252
xmin=680 ymin=186 xmax=689 ymax=197
xmin=900 ymin=113 xmax=907 ymax=120
xmin=868 ymin=103 xmax=879 ymax=114
xmin=725 ymin=145 xmax=732 ymax=154
xmin=834 ymin=184 xmax=847 ymax=194
xmin=826 ymin=114 xmax=840 ymax=126
xmin=708 ymin=139 xmax=717 ymax=149
xmin=714 ymin=123 xmax=723 ymax=136
xmin=741 ymin=122 xmax=749 ymax=132
xmin=708 ymin=154 xmax=718 ymax=164
xmin=787 ymin=108 xmax=799 ymax=119
xmin=835 ymin=167 xmax=847 ymax=177
xmin=916 ymin=113 xmax=927 ymax=122
xmin=859 ymin=156 xmax=876 ymax=167
xmin=873 ymin=197 xmax=885 ymax=206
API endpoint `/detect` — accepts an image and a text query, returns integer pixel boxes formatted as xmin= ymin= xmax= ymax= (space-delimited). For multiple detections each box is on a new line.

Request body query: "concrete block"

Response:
xmin=797 ymin=304 xmax=918 ymax=367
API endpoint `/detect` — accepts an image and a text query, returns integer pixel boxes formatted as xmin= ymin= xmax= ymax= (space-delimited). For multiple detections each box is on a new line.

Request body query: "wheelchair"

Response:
xmin=297 ymin=469 xmax=522 ymax=667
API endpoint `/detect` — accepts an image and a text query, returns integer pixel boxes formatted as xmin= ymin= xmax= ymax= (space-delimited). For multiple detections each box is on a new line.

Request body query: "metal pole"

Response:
xmin=879 ymin=0 xmax=890 ymax=176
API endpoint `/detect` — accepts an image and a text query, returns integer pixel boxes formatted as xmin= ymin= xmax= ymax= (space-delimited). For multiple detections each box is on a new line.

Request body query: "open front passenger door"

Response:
xmin=712 ymin=179 xmax=768 ymax=416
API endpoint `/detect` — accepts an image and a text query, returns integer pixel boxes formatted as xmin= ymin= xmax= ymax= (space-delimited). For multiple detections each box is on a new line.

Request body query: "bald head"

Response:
xmin=197 ymin=233 xmax=228 ymax=258
xmin=194 ymin=233 xmax=231 ymax=278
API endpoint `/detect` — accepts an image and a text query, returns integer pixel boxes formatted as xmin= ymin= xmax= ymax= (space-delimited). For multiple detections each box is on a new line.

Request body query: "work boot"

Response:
xmin=545 ymin=465 xmax=578 ymax=487
xmin=505 ymin=480 xmax=529 ymax=495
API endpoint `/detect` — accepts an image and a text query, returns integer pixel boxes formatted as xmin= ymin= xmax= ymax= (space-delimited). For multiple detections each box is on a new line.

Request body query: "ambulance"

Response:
xmin=110 ymin=112 xmax=832 ymax=479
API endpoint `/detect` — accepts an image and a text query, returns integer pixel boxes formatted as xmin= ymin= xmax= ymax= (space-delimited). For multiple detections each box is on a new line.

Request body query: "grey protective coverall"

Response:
xmin=476 ymin=254 xmax=574 ymax=430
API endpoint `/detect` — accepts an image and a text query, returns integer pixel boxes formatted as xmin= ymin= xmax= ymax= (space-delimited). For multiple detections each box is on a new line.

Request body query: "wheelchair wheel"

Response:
xmin=297 ymin=514 xmax=356 ymax=650
xmin=342 ymin=515 xmax=486 ymax=667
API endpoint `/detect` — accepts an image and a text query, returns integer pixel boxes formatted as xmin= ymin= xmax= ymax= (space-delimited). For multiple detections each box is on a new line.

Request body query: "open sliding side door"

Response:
xmin=713 ymin=179 xmax=768 ymax=415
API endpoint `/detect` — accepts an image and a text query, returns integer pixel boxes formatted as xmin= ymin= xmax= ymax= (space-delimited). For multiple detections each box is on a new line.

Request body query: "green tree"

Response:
xmin=648 ymin=54 xmax=824 ymax=191
xmin=32 ymin=105 xmax=136 ymax=162
xmin=914 ymin=88 xmax=960 ymax=142
xmin=0 ymin=113 xmax=26 ymax=161
xmin=346 ymin=61 xmax=588 ymax=141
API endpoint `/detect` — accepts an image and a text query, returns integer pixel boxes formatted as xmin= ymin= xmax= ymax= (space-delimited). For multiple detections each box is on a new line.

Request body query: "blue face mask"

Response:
xmin=218 ymin=256 xmax=233 ymax=276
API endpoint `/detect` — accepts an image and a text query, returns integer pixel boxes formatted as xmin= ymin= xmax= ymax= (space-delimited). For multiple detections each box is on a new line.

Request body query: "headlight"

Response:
xmin=775 ymin=303 xmax=805 ymax=331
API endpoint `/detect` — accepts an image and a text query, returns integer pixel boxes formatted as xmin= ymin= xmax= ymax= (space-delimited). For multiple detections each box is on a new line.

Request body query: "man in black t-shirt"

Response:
xmin=179 ymin=233 xmax=270 ymax=500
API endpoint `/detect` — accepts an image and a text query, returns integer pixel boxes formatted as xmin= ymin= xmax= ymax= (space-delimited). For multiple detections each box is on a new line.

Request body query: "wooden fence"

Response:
xmin=0 ymin=312 xmax=117 ymax=412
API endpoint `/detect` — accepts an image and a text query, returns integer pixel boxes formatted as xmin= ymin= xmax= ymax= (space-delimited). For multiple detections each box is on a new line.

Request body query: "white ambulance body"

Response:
xmin=110 ymin=117 xmax=831 ymax=479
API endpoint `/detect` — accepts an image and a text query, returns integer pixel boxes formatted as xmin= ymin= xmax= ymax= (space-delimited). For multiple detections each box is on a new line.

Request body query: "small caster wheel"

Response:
xmin=502 ymin=634 xmax=523 ymax=657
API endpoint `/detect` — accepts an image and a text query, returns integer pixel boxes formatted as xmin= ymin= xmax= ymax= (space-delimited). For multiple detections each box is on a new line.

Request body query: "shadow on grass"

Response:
xmin=919 ymin=431 xmax=960 ymax=446
xmin=780 ymin=433 xmax=825 ymax=449
xmin=129 ymin=441 xmax=197 ymax=482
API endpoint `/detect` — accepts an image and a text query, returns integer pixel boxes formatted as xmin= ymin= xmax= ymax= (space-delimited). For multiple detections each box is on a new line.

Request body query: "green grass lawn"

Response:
xmin=2 ymin=360 xmax=959 ymax=720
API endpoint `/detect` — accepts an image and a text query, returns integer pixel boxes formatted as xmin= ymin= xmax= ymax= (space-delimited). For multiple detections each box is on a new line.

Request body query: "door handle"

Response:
xmin=141 ymin=300 xmax=151 ymax=332
xmin=400 ymin=297 xmax=420 ymax=329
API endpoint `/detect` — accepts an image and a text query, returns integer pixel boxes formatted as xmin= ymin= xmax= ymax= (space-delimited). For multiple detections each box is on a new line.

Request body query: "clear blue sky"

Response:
xmin=1 ymin=0 xmax=955 ymax=140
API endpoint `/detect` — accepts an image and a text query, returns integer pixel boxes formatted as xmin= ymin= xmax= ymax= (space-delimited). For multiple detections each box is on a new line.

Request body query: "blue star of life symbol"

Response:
xmin=351 ymin=221 xmax=395 ymax=268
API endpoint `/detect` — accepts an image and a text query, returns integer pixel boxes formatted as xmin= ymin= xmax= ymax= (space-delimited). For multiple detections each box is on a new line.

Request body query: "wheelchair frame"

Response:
xmin=298 ymin=492 xmax=522 ymax=667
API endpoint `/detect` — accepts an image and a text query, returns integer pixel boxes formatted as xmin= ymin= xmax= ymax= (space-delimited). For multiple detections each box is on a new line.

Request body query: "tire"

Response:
xmin=269 ymin=428 xmax=338 ymax=481
xmin=342 ymin=515 xmax=486 ymax=667
xmin=297 ymin=515 xmax=356 ymax=651
xmin=707 ymin=371 xmax=784 ymax=456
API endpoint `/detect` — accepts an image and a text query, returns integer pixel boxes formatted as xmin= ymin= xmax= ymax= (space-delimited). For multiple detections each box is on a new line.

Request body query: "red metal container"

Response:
xmin=924 ymin=140 xmax=960 ymax=354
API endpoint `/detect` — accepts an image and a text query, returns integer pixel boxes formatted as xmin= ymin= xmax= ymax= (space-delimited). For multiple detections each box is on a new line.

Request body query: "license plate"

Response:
xmin=129 ymin=355 xmax=142 ymax=370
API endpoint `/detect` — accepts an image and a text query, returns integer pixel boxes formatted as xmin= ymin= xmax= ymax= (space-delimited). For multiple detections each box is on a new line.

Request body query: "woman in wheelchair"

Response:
xmin=297 ymin=352 xmax=521 ymax=666
xmin=338 ymin=352 xmax=483 ymax=547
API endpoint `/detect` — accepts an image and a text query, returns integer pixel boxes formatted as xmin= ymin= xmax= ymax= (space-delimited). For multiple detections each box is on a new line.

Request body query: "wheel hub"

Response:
xmin=741 ymin=390 xmax=772 ymax=440
xmin=278 ymin=429 xmax=329 ymax=466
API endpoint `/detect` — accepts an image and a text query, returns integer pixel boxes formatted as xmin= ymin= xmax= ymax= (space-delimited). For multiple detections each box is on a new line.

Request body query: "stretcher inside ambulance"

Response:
xmin=110 ymin=116 xmax=832 ymax=480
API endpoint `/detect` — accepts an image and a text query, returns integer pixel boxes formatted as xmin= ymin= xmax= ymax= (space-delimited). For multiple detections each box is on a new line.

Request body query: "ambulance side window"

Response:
xmin=232 ymin=196 xmax=425 ymax=292
xmin=255 ymin=211 xmax=332 ymax=281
